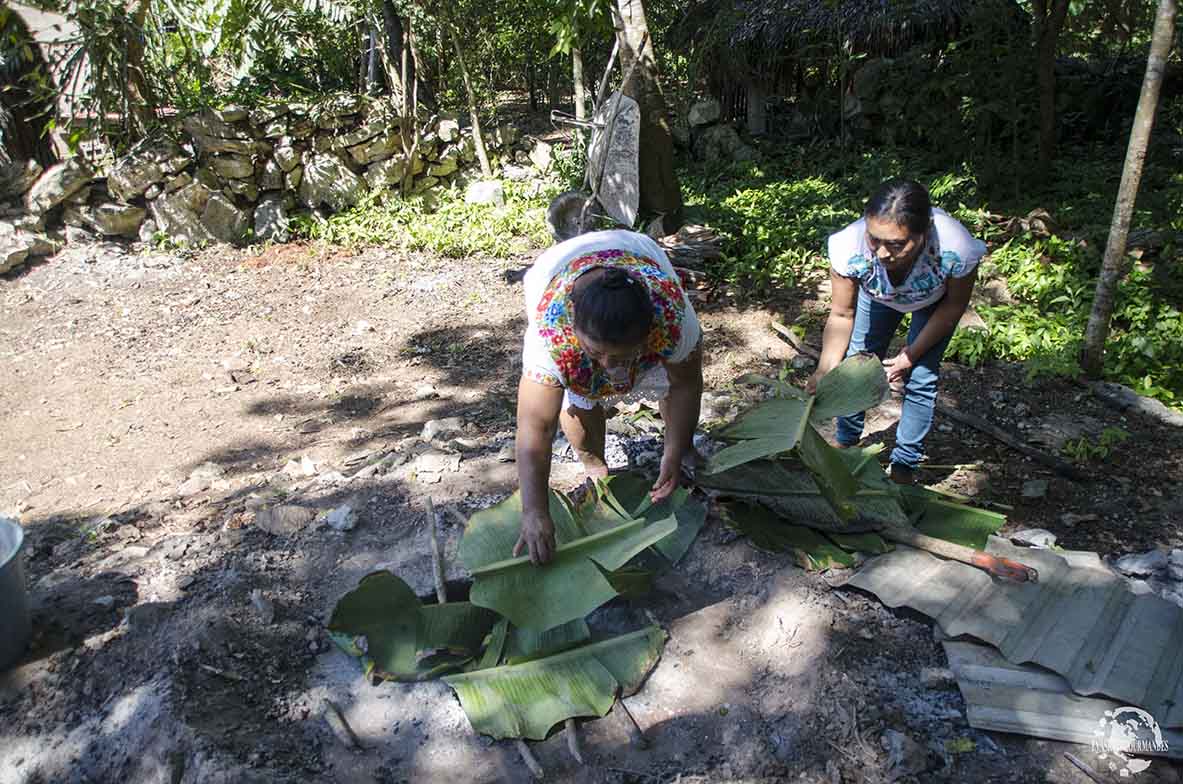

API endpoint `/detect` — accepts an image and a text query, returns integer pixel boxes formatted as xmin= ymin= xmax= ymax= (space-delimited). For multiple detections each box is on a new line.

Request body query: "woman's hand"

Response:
xmin=882 ymin=349 xmax=914 ymax=384
xmin=650 ymin=449 xmax=683 ymax=502
xmin=514 ymin=509 xmax=556 ymax=565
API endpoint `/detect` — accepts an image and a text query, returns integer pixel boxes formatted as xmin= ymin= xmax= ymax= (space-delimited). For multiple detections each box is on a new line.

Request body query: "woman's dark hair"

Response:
xmin=865 ymin=178 xmax=932 ymax=235
xmin=571 ymin=267 xmax=653 ymax=347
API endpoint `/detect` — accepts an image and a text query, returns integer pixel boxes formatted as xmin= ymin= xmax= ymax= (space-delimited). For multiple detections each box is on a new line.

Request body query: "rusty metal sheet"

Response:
xmin=847 ymin=536 xmax=1183 ymax=729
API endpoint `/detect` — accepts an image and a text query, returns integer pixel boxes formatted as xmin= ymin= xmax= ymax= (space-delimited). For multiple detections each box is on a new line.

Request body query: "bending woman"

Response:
xmin=808 ymin=178 xmax=986 ymax=485
xmin=515 ymin=229 xmax=703 ymax=564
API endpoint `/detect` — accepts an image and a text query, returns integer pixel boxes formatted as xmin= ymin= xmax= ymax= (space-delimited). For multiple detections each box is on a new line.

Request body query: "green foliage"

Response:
xmin=293 ymin=179 xmax=559 ymax=258
xmin=1062 ymin=427 xmax=1130 ymax=464
xmin=682 ymin=141 xmax=1183 ymax=410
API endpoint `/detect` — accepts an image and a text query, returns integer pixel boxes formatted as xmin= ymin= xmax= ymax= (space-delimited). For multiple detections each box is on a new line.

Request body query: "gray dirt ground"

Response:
xmin=1 ymin=238 xmax=1181 ymax=784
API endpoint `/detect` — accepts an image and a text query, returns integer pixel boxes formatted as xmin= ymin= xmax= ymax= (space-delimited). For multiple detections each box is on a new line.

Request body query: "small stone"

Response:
xmin=688 ymin=99 xmax=722 ymax=127
xmin=422 ymin=417 xmax=465 ymax=442
xmin=354 ymin=320 xmax=374 ymax=335
xmin=250 ymin=589 xmax=276 ymax=624
xmin=1021 ymin=479 xmax=1048 ymax=499
xmin=416 ymin=449 xmax=461 ymax=475
xmin=254 ymin=505 xmax=317 ymax=536
xmin=323 ymin=501 xmax=359 ymax=532
xmin=497 ymin=443 xmax=516 ymax=463
xmin=1114 ymin=549 xmax=1168 ymax=577
xmin=465 ymin=180 xmax=505 ymax=207
xmin=413 ymin=383 xmax=438 ymax=401
xmin=93 ymin=595 xmax=116 ymax=609
xmin=882 ymin=729 xmax=930 ymax=780
xmin=1010 ymin=528 xmax=1057 ymax=548
xmin=176 ymin=575 xmax=196 ymax=589
xmin=920 ymin=667 xmax=956 ymax=689
xmin=1060 ymin=512 xmax=1098 ymax=526
xmin=790 ymin=354 xmax=816 ymax=371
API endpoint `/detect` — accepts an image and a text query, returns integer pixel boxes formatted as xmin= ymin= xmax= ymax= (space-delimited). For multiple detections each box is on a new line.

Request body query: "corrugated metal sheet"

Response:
xmin=942 ymin=637 xmax=1183 ymax=757
xmin=847 ymin=536 xmax=1183 ymax=729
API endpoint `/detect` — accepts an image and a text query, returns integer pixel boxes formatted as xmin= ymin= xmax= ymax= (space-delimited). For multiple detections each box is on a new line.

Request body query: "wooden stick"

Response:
xmin=933 ymin=401 xmax=1089 ymax=481
xmin=514 ymin=739 xmax=544 ymax=779
xmin=565 ymin=718 xmax=584 ymax=764
xmin=770 ymin=321 xmax=818 ymax=359
xmin=769 ymin=321 xmax=1087 ymax=482
xmin=920 ymin=485 xmax=1015 ymax=513
xmin=616 ymin=698 xmax=649 ymax=749
xmin=1063 ymin=752 xmax=1108 ymax=783
xmin=915 ymin=463 xmax=985 ymax=472
xmin=323 ymin=700 xmax=363 ymax=750
xmin=425 ymin=498 xmax=447 ymax=605
xmin=883 ymin=526 xmax=1038 ymax=583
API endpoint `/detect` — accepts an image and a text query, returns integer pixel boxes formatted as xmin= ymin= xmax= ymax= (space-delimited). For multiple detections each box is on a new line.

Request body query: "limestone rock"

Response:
xmin=26 ymin=158 xmax=93 ymax=215
xmin=254 ymin=195 xmax=289 ymax=243
xmin=1114 ymin=549 xmax=1168 ymax=577
xmin=429 ymin=147 xmax=459 ymax=177
xmin=88 ymin=203 xmax=147 ymax=237
xmin=334 ymin=122 xmax=386 ymax=151
xmin=106 ymin=157 xmax=161 ymax=202
xmin=693 ymin=124 xmax=756 ymax=163
xmin=365 ymin=156 xmax=407 ymax=190
xmin=0 ymin=160 xmax=43 ymax=201
xmin=437 ymin=117 xmax=461 ymax=143
xmin=274 ymin=143 xmax=300 ymax=172
xmin=0 ymin=234 xmax=31 ymax=273
xmin=465 ymin=180 xmax=504 ymax=207
xmin=285 ymin=166 xmax=304 ymax=191
xmin=348 ymin=131 xmax=403 ymax=166
xmin=165 ymin=172 xmax=192 ymax=193
xmin=259 ymin=158 xmax=284 ymax=191
xmin=411 ymin=176 xmax=439 ymax=194
xmin=138 ymin=218 xmax=158 ymax=244
xmin=200 ymin=192 xmax=249 ymax=244
xmin=183 ymin=111 xmax=258 ymax=156
xmin=210 ymin=154 xmax=255 ymax=181
xmin=493 ymin=124 xmax=519 ymax=149
xmin=688 ymin=99 xmax=722 ymax=127
xmin=216 ymin=106 xmax=248 ymax=123
xmin=299 ymin=153 xmax=364 ymax=211
xmin=226 ymin=178 xmax=259 ymax=201
xmin=149 ymin=187 xmax=217 ymax=246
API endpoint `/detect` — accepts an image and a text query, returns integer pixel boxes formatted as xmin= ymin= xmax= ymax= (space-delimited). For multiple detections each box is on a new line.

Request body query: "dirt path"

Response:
xmin=1 ymin=239 xmax=1180 ymax=783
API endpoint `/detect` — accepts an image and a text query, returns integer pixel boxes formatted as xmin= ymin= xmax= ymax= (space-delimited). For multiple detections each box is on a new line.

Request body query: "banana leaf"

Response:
xmin=718 ymin=396 xmax=813 ymax=441
xmin=718 ymin=501 xmax=854 ymax=570
xmin=504 ymin=619 xmax=591 ymax=665
xmin=705 ymin=436 xmax=795 ymax=475
xmin=827 ymin=531 xmax=894 ymax=554
xmin=899 ymin=486 xmax=1007 ymax=550
xmin=327 ymin=571 xmax=498 ymax=681
xmin=796 ymin=426 xmax=860 ymax=520
xmin=598 ymin=474 xmax=708 ymax=566
xmin=811 ymin=352 xmax=890 ymax=422
xmin=460 ymin=491 xmax=677 ymax=631
xmin=476 ymin=618 xmax=510 ymax=670
xmin=443 ymin=626 xmax=667 ymax=740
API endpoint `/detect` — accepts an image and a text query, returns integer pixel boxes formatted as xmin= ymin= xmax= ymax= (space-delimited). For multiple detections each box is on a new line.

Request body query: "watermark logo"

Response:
xmin=1091 ymin=706 xmax=1170 ymax=777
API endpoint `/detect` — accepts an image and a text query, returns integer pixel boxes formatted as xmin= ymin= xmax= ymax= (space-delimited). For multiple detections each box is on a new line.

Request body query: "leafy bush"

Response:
xmin=294 ymin=179 xmax=560 ymax=258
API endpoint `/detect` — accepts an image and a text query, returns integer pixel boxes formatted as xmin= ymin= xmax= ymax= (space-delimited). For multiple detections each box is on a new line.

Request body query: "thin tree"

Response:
xmin=572 ymin=45 xmax=587 ymax=120
xmin=1031 ymin=0 xmax=1071 ymax=176
xmin=614 ymin=0 xmax=682 ymax=230
xmin=441 ymin=7 xmax=492 ymax=177
xmin=1081 ymin=0 xmax=1177 ymax=377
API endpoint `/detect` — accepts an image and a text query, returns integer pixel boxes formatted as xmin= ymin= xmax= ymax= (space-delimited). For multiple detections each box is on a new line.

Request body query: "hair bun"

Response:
xmin=601 ymin=268 xmax=634 ymax=290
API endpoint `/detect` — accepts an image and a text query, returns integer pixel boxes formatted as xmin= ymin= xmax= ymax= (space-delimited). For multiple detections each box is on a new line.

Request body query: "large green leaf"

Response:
xmin=797 ymin=426 xmax=860 ymax=520
xmin=705 ymin=437 xmax=793 ymax=475
xmin=697 ymin=459 xmax=819 ymax=495
xmin=327 ymin=571 xmax=498 ymax=681
xmin=811 ymin=352 xmax=890 ymax=421
xmin=718 ymin=396 xmax=813 ymax=441
xmin=597 ymin=474 xmax=708 ymax=566
xmin=462 ymin=497 xmax=677 ymax=631
xmin=900 ymin=486 xmax=1007 ymax=550
xmin=827 ymin=531 xmax=894 ymax=554
xmin=718 ymin=501 xmax=854 ymax=570
xmin=504 ymin=619 xmax=591 ymax=665
xmin=443 ymin=626 xmax=667 ymax=740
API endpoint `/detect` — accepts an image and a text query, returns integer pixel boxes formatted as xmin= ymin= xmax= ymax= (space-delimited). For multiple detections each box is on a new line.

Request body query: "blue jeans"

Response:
xmin=834 ymin=290 xmax=954 ymax=469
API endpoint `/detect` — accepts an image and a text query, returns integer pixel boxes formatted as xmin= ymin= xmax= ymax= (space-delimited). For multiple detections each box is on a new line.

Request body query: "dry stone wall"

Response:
xmin=1 ymin=96 xmax=540 ymax=274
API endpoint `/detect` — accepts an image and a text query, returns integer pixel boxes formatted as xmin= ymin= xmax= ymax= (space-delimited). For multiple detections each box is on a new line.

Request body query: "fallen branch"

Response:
xmin=323 ymin=700 xmax=363 ymax=750
xmin=616 ymin=698 xmax=649 ymax=749
xmin=515 ymin=739 xmax=544 ymax=779
xmin=1063 ymin=753 xmax=1107 ymax=784
xmin=770 ymin=321 xmax=817 ymax=359
xmin=932 ymin=402 xmax=1088 ymax=481
xmin=565 ymin=718 xmax=584 ymax=764
xmin=915 ymin=463 xmax=985 ymax=472
xmin=425 ymin=497 xmax=447 ymax=605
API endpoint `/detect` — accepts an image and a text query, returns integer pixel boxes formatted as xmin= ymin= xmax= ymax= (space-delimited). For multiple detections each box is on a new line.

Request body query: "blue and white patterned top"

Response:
xmin=827 ymin=208 xmax=986 ymax=313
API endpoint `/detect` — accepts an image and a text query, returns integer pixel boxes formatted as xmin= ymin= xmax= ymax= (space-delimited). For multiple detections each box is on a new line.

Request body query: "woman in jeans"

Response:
xmin=807 ymin=179 xmax=986 ymax=485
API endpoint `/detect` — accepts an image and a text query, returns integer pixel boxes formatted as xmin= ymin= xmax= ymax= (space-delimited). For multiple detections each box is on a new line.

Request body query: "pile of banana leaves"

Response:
xmin=327 ymin=475 xmax=706 ymax=741
xmin=699 ymin=353 xmax=1006 ymax=568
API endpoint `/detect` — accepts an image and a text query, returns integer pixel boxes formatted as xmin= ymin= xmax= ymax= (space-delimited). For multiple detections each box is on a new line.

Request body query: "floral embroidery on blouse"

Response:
xmin=843 ymin=232 xmax=969 ymax=309
xmin=530 ymin=250 xmax=686 ymax=399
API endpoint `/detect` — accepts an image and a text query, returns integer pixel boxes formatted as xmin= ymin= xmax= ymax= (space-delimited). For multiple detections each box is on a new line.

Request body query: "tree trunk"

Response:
xmin=444 ymin=11 xmax=493 ymax=177
xmin=1032 ymin=0 xmax=1071 ymax=176
xmin=573 ymin=46 xmax=587 ymax=120
xmin=746 ymin=78 xmax=767 ymax=135
xmin=614 ymin=0 xmax=683 ymax=230
xmin=1080 ymin=0 xmax=1177 ymax=378
xmin=380 ymin=0 xmax=407 ymax=100
xmin=124 ymin=0 xmax=157 ymax=138
xmin=367 ymin=26 xmax=381 ymax=93
xmin=528 ymin=51 xmax=538 ymax=112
